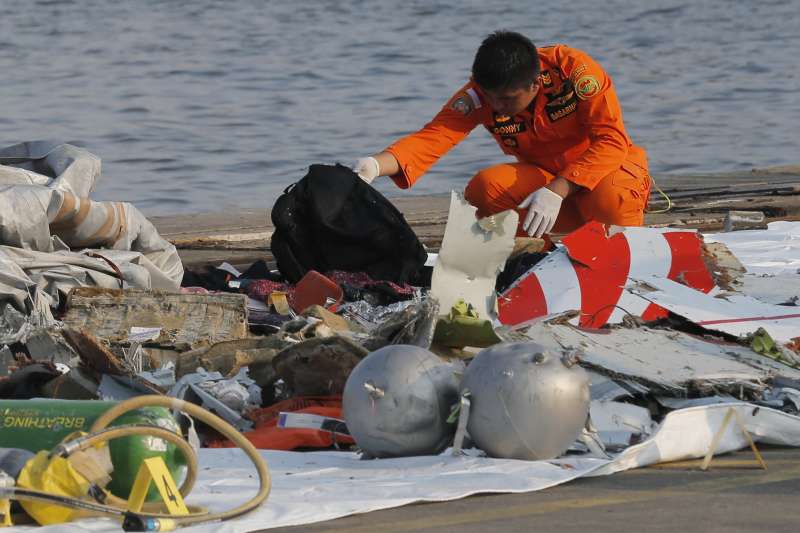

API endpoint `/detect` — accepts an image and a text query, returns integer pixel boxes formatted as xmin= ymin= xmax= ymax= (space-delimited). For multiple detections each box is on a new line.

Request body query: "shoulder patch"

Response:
xmin=574 ymin=75 xmax=601 ymax=100
xmin=450 ymin=93 xmax=474 ymax=115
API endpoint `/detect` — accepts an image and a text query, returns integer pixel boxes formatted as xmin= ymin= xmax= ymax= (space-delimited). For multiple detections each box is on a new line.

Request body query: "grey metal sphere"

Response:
xmin=343 ymin=344 xmax=463 ymax=458
xmin=462 ymin=342 xmax=590 ymax=460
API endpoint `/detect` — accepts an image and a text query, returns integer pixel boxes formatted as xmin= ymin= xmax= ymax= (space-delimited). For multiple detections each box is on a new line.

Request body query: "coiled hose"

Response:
xmin=0 ymin=395 xmax=271 ymax=530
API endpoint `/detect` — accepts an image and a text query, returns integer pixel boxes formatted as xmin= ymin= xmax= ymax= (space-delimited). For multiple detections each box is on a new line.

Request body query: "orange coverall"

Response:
xmin=385 ymin=44 xmax=651 ymax=235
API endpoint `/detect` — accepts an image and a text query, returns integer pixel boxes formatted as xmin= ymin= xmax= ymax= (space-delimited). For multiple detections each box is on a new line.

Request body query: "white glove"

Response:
xmin=518 ymin=187 xmax=563 ymax=237
xmin=353 ymin=156 xmax=380 ymax=184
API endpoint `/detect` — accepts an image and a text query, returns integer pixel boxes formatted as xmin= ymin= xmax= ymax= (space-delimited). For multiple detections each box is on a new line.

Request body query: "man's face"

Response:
xmin=482 ymin=82 xmax=540 ymax=116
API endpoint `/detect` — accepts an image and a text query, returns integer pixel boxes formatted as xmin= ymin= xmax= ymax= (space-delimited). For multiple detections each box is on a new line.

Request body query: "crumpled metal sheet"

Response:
xmin=762 ymin=387 xmax=800 ymax=413
xmin=196 ymin=370 xmax=260 ymax=412
xmin=358 ymin=297 xmax=440 ymax=351
xmin=338 ymin=299 xmax=417 ymax=331
xmin=169 ymin=367 xmax=260 ymax=431
xmin=628 ymin=274 xmax=800 ymax=343
xmin=0 ymin=304 xmax=37 ymax=346
xmin=519 ymin=317 xmax=800 ymax=396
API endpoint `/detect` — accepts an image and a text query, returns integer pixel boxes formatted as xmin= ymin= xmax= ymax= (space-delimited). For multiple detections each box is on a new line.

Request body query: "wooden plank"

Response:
xmin=63 ymin=288 xmax=249 ymax=346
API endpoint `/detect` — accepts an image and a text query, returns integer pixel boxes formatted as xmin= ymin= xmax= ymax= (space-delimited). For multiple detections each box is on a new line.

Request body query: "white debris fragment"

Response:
xmin=431 ymin=191 xmax=517 ymax=322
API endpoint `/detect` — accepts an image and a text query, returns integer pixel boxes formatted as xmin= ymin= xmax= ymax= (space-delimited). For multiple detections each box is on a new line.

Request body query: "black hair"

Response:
xmin=472 ymin=31 xmax=540 ymax=91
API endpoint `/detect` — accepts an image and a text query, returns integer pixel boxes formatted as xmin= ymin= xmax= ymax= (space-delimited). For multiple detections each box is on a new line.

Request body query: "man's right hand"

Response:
xmin=353 ymin=156 xmax=380 ymax=184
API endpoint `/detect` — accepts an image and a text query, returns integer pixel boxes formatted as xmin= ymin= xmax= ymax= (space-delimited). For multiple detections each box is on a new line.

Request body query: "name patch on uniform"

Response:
xmin=545 ymin=81 xmax=578 ymax=122
xmin=548 ymin=101 xmax=577 ymax=121
xmin=491 ymin=113 xmax=526 ymax=136
xmin=491 ymin=121 xmax=526 ymax=135
xmin=489 ymin=113 xmax=524 ymax=148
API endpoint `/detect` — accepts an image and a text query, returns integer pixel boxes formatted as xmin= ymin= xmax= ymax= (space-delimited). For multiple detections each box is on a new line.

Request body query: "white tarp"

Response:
xmin=0 ymin=142 xmax=182 ymax=314
xmin=0 ymin=141 xmax=100 ymax=197
xmin=15 ymin=403 xmax=800 ymax=533
xmin=705 ymin=221 xmax=800 ymax=276
xmin=705 ymin=221 xmax=800 ymax=305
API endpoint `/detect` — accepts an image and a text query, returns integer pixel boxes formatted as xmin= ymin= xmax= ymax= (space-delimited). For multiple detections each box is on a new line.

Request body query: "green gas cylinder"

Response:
xmin=0 ymin=399 xmax=187 ymax=500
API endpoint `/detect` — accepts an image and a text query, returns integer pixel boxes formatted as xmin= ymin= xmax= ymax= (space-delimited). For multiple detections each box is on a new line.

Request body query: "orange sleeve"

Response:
xmin=384 ymin=84 xmax=482 ymax=189
xmin=558 ymin=48 xmax=630 ymax=190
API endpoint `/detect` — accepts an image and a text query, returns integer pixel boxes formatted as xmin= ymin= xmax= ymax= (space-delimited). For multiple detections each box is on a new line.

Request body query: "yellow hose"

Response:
xmin=89 ymin=395 xmax=271 ymax=525
xmin=646 ymin=175 xmax=673 ymax=214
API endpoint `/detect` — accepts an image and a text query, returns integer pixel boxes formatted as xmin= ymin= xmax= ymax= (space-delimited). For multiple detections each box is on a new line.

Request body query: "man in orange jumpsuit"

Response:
xmin=354 ymin=31 xmax=651 ymax=238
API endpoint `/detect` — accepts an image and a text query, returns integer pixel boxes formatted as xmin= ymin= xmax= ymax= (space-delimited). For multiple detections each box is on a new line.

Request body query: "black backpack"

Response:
xmin=270 ymin=164 xmax=427 ymax=284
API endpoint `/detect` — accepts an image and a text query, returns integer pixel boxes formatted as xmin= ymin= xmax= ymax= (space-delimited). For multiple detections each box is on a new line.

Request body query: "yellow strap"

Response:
xmin=700 ymin=407 xmax=767 ymax=471
xmin=268 ymin=291 xmax=292 ymax=315
xmin=0 ymin=496 xmax=11 ymax=526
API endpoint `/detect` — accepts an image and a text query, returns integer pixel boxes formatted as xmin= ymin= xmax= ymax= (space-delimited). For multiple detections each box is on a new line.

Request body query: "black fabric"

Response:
xmin=180 ymin=266 xmax=232 ymax=290
xmin=182 ymin=261 xmax=283 ymax=291
xmin=270 ymin=164 xmax=427 ymax=284
xmin=240 ymin=260 xmax=276 ymax=280
xmin=0 ymin=363 xmax=60 ymax=399
xmin=495 ymin=252 xmax=549 ymax=293
xmin=340 ymin=282 xmax=412 ymax=307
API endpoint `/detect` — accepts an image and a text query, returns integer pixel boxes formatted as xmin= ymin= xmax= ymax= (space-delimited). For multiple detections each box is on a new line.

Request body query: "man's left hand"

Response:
xmin=518 ymin=186 xmax=564 ymax=238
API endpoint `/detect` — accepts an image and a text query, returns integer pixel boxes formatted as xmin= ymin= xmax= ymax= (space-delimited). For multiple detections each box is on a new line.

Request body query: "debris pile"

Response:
xmin=2 ymin=145 xmax=800 ymax=529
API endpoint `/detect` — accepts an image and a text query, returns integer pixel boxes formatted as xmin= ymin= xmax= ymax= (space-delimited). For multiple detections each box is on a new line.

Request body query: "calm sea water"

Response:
xmin=1 ymin=0 xmax=798 ymax=215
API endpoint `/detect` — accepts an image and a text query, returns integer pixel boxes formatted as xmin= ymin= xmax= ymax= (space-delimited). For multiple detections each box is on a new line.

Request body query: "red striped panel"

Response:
xmin=663 ymin=232 xmax=715 ymax=293
xmin=498 ymin=272 xmax=548 ymax=325
xmin=571 ymin=230 xmax=632 ymax=328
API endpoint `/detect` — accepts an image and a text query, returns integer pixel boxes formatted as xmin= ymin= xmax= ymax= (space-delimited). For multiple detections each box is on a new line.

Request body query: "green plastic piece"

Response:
xmin=749 ymin=327 xmax=799 ymax=369
xmin=432 ymin=299 xmax=502 ymax=348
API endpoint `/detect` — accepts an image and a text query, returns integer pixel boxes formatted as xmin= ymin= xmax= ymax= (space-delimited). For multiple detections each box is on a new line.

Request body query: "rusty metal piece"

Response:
xmin=701 ymin=241 xmax=746 ymax=290
xmin=61 ymin=328 xmax=128 ymax=375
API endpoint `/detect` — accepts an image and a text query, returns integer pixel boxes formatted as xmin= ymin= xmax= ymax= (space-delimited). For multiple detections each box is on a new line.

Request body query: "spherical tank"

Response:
xmin=462 ymin=342 xmax=590 ymax=460
xmin=343 ymin=344 xmax=463 ymax=458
